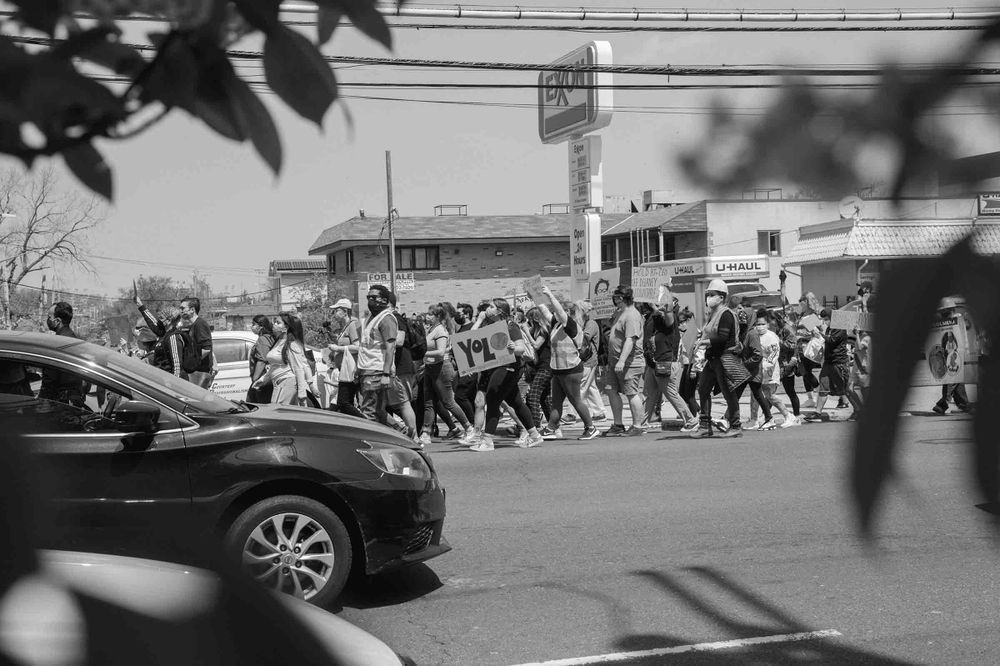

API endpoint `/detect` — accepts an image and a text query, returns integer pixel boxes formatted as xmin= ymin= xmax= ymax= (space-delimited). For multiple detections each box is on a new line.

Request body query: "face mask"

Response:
xmin=705 ymin=294 xmax=723 ymax=309
xmin=46 ymin=316 xmax=59 ymax=332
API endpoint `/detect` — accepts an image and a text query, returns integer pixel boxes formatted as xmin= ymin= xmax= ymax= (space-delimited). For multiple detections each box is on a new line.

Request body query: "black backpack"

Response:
xmin=405 ymin=317 xmax=427 ymax=361
xmin=179 ymin=330 xmax=202 ymax=374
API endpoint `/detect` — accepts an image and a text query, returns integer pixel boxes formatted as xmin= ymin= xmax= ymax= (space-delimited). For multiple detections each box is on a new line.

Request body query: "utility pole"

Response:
xmin=385 ymin=150 xmax=396 ymax=294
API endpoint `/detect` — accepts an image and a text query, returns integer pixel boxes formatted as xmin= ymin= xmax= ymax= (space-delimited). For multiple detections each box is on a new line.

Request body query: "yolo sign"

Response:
xmin=452 ymin=321 xmax=515 ymax=376
xmin=538 ymin=41 xmax=613 ymax=144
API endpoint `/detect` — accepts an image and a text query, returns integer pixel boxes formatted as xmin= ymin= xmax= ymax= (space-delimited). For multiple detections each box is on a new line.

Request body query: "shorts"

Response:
xmin=819 ymin=363 xmax=849 ymax=397
xmin=605 ymin=364 xmax=644 ymax=397
xmin=388 ymin=372 xmax=416 ymax=406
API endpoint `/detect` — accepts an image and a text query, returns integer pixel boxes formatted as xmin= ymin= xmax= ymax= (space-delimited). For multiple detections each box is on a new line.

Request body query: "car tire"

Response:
xmin=225 ymin=495 xmax=352 ymax=607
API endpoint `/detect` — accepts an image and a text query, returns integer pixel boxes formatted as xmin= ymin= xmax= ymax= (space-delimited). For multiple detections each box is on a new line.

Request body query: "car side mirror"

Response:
xmin=111 ymin=400 xmax=160 ymax=433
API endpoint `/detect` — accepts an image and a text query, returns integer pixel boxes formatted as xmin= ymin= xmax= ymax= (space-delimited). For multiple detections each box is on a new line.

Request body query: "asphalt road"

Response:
xmin=337 ymin=405 xmax=998 ymax=665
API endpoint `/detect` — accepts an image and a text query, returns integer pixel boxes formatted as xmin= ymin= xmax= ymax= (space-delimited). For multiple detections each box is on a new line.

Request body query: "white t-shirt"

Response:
xmin=759 ymin=329 xmax=781 ymax=384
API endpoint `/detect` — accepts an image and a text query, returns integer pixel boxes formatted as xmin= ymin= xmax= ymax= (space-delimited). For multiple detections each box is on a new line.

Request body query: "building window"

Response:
xmin=393 ymin=245 xmax=440 ymax=271
xmin=345 ymin=249 xmax=354 ymax=273
xmin=758 ymin=230 xmax=781 ymax=256
xmin=601 ymin=240 xmax=615 ymax=269
xmin=662 ymin=234 xmax=677 ymax=261
xmin=327 ymin=254 xmax=336 ymax=275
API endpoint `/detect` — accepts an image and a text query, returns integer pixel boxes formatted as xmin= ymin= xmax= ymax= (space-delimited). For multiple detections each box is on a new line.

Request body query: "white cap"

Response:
xmin=706 ymin=278 xmax=729 ymax=295
xmin=330 ymin=298 xmax=353 ymax=311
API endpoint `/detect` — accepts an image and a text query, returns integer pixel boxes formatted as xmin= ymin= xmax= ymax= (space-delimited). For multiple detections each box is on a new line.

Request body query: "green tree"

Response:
xmin=0 ymin=0 xmax=393 ymax=199
xmin=289 ymin=273 xmax=354 ymax=346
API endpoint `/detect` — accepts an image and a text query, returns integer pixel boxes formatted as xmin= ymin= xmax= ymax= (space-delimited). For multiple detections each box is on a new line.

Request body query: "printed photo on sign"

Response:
xmin=630 ymin=265 xmax=673 ymax=304
xmin=451 ymin=321 xmax=516 ymax=376
xmin=589 ymin=267 xmax=620 ymax=319
xmin=912 ymin=315 xmax=970 ymax=386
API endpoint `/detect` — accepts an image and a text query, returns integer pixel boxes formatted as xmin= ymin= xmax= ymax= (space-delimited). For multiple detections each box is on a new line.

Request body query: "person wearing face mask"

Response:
xmin=327 ymin=298 xmax=365 ymax=418
xmin=252 ymin=312 xmax=313 ymax=406
xmin=690 ymin=280 xmax=751 ymax=438
xmin=246 ymin=314 xmax=276 ymax=403
xmin=38 ymin=301 xmax=85 ymax=407
xmin=602 ymin=285 xmax=646 ymax=437
xmin=356 ymin=284 xmax=398 ymax=426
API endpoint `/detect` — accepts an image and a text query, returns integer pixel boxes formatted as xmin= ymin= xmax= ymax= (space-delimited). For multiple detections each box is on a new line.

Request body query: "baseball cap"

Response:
xmin=330 ymin=298 xmax=352 ymax=311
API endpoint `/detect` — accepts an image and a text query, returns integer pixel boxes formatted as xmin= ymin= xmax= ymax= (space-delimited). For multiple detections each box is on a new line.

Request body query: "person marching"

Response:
xmin=327 ymin=298 xmax=365 ymax=418
xmin=246 ymin=314 xmax=276 ymax=403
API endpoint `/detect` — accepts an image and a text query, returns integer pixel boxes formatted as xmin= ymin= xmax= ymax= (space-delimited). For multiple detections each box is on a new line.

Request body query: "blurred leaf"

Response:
xmin=140 ymin=33 xmax=199 ymax=113
xmin=227 ymin=75 xmax=283 ymax=175
xmin=233 ymin=0 xmax=283 ymax=35
xmin=851 ymin=252 xmax=952 ymax=535
xmin=264 ymin=24 xmax=338 ymax=126
xmin=190 ymin=42 xmax=246 ymax=142
xmin=20 ymin=55 xmax=127 ymax=139
xmin=0 ymin=425 xmax=42 ymax=599
xmin=52 ymin=28 xmax=147 ymax=78
xmin=316 ymin=6 xmax=343 ymax=46
xmin=318 ymin=0 xmax=392 ymax=49
xmin=11 ymin=0 xmax=61 ymax=36
xmin=62 ymin=142 xmax=113 ymax=200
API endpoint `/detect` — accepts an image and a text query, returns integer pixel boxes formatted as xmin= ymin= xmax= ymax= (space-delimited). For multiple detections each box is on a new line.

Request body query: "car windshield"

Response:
xmin=72 ymin=341 xmax=246 ymax=414
xmin=745 ymin=294 xmax=785 ymax=309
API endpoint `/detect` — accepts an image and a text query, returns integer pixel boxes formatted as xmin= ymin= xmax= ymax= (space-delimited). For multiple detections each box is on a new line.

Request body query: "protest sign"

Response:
xmin=589 ymin=267 xmax=619 ymax=319
xmin=513 ymin=293 xmax=535 ymax=312
xmin=522 ymin=275 xmax=551 ymax=307
xmin=800 ymin=314 xmax=822 ymax=332
xmin=451 ymin=321 xmax=516 ymax=375
xmin=830 ymin=310 xmax=875 ymax=332
xmin=630 ymin=265 xmax=673 ymax=304
xmin=912 ymin=314 xmax=971 ymax=386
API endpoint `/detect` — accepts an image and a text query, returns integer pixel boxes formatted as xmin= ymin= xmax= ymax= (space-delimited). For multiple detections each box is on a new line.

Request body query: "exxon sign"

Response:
xmin=537 ymin=42 xmax=613 ymax=144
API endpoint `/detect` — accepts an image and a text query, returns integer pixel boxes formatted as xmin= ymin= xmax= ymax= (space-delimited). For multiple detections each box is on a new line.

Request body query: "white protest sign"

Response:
xmin=589 ymin=267 xmax=619 ymax=319
xmin=912 ymin=314 xmax=970 ymax=386
xmin=630 ymin=265 xmax=673 ymax=304
xmin=523 ymin=275 xmax=551 ymax=308
xmin=513 ymin=293 xmax=535 ymax=312
xmin=452 ymin=321 xmax=516 ymax=376
xmin=830 ymin=310 xmax=875 ymax=332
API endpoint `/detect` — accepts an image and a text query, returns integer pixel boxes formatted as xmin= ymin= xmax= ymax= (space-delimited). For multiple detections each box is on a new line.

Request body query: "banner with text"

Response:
xmin=513 ymin=293 xmax=535 ymax=312
xmin=522 ymin=275 xmax=551 ymax=308
xmin=452 ymin=321 xmax=516 ymax=376
xmin=630 ymin=265 xmax=674 ymax=304
xmin=589 ymin=267 xmax=620 ymax=319
xmin=912 ymin=315 xmax=971 ymax=386
xmin=830 ymin=310 xmax=875 ymax=332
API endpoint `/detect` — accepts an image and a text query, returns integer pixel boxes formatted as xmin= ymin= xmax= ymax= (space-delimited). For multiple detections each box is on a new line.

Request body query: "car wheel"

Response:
xmin=225 ymin=495 xmax=352 ymax=607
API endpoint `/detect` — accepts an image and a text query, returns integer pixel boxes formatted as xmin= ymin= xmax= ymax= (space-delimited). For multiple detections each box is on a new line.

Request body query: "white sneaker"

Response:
xmin=758 ymin=418 xmax=777 ymax=431
xmin=459 ymin=428 xmax=479 ymax=445
xmin=418 ymin=431 xmax=432 ymax=446
xmin=470 ymin=437 xmax=494 ymax=452
xmin=526 ymin=431 xmax=543 ymax=448
xmin=515 ymin=430 xmax=530 ymax=447
xmin=541 ymin=427 xmax=563 ymax=440
xmin=781 ymin=415 xmax=801 ymax=428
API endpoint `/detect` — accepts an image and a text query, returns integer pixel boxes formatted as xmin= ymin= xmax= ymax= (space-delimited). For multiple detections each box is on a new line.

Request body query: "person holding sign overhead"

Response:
xmin=467 ymin=298 xmax=543 ymax=452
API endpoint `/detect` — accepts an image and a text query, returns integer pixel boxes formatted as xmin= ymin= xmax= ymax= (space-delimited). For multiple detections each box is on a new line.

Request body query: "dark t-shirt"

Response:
xmin=532 ymin=323 xmax=552 ymax=368
xmin=188 ymin=317 xmax=213 ymax=372
xmin=823 ymin=328 xmax=849 ymax=365
xmin=392 ymin=312 xmax=415 ymax=375
xmin=505 ymin=319 xmax=524 ymax=369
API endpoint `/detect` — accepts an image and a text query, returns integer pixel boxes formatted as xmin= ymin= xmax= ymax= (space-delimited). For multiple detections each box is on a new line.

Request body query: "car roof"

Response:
xmin=0 ymin=330 xmax=88 ymax=352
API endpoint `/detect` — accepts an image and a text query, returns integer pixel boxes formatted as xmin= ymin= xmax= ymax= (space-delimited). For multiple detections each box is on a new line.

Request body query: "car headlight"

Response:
xmin=356 ymin=441 xmax=432 ymax=481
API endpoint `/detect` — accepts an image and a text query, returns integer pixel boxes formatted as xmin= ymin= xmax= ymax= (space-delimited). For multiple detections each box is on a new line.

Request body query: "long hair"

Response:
xmin=279 ymin=312 xmax=305 ymax=365
xmin=252 ymin=314 xmax=274 ymax=337
xmin=430 ymin=302 xmax=458 ymax=335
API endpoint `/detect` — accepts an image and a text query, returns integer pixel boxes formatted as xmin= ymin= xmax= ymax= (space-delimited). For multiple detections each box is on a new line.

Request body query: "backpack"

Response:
xmin=178 ymin=330 xmax=202 ymax=374
xmin=404 ymin=316 xmax=427 ymax=361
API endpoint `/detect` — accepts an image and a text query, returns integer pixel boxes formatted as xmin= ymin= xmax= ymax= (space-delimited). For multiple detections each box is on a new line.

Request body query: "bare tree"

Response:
xmin=0 ymin=166 xmax=106 ymax=328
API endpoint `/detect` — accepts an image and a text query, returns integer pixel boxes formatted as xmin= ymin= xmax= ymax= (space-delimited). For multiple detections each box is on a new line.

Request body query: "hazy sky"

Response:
xmin=3 ymin=0 xmax=997 ymax=300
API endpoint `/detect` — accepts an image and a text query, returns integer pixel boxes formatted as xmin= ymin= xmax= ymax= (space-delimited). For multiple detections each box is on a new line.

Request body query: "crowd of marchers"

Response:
xmin=13 ymin=277 xmax=980 ymax=451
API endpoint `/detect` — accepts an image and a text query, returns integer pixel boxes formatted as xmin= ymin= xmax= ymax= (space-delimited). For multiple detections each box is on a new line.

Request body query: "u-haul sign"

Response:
xmin=538 ymin=42 xmax=613 ymax=144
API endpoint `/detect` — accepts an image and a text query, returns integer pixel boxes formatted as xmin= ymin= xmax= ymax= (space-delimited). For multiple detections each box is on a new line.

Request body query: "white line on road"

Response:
xmin=510 ymin=629 xmax=844 ymax=666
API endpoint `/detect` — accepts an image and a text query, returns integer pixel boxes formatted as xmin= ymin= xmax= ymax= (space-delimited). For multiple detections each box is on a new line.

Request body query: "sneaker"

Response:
xmin=525 ymin=431 xmax=543 ymax=448
xmin=578 ymin=426 xmax=600 ymax=440
xmin=470 ymin=437 xmax=494 ymax=452
xmin=602 ymin=424 xmax=627 ymax=437
xmin=418 ymin=431 xmax=432 ymax=447
xmin=559 ymin=414 xmax=577 ymax=426
xmin=680 ymin=419 xmax=701 ymax=433
xmin=712 ymin=418 xmax=730 ymax=433
xmin=802 ymin=398 xmax=816 ymax=409
xmin=444 ymin=428 xmax=464 ymax=440
xmin=932 ymin=404 xmax=946 ymax=415
xmin=837 ymin=397 xmax=849 ymax=409
xmin=625 ymin=425 xmax=645 ymax=437
xmin=591 ymin=414 xmax=608 ymax=423
xmin=515 ymin=430 xmax=530 ymax=447
xmin=757 ymin=419 xmax=777 ymax=431
xmin=715 ymin=427 xmax=743 ymax=438
xmin=543 ymin=427 xmax=563 ymax=440
xmin=459 ymin=428 xmax=479 ymax=445
xmin=688 ymin=425 xmax=713 ymax=438
xmin=780 ymin=416 xmax=801 ymax=428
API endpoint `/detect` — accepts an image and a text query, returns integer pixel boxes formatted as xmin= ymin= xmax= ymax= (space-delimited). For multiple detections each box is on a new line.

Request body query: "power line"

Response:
xmin=88 ymin=254 xmax=267 ymax=275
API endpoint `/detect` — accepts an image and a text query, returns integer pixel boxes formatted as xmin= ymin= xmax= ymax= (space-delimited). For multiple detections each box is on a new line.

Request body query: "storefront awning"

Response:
xmin=784 ymin=218 xmax=1000 ymax=265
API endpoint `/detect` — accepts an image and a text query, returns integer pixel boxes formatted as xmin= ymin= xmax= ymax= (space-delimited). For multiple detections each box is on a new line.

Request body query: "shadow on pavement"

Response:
xmin=612 ymin=566 xmax=914 ymax=664
xmin=338 ymin=563 xmax=443 ymax=610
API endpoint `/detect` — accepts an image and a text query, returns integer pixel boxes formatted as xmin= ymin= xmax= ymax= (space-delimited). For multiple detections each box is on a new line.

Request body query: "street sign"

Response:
xmin=705 ymin=255 xmax=770 ymax=279
xmin=538 ymin=41 xmax=613 ymax=144
xmin=568 ymin=136 xmax=603 ymax=212
xmin=570 ymin=213 xmax=601 ymax=280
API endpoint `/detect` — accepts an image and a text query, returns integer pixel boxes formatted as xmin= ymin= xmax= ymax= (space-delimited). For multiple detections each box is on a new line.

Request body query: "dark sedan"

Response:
xmin=0 ymin=331 xmax=450 ymax=607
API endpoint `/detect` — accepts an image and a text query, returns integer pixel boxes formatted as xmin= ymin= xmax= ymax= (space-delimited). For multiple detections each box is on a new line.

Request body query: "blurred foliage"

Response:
xmin=0 ymin=0 xmax=396 ymax=199
xmin=682 ymin=20 xmax=1000 ymax=536
xmin=288 ymin=273 xmax=355 ymax=346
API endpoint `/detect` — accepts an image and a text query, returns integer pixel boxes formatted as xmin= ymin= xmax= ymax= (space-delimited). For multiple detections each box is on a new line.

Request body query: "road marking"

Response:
xmin=510 ymin=630 xmax=843 ymax=665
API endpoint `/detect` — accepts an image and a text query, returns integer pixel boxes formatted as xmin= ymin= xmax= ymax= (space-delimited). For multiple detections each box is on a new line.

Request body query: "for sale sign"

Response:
xmin=452 ymin=321 xmax=516 ymax=376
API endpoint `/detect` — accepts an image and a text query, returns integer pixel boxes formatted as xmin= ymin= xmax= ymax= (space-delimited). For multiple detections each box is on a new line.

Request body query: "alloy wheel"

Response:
xmin=241 ymin=512 xmax=336 ymax=600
